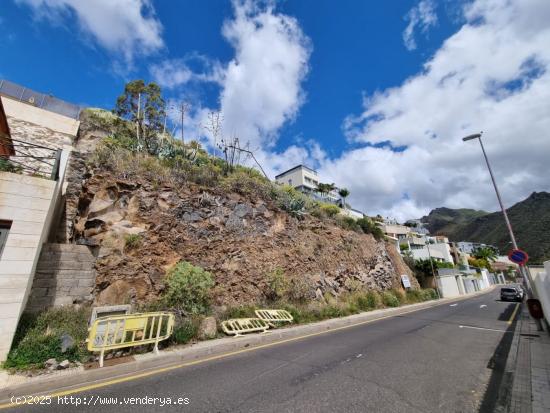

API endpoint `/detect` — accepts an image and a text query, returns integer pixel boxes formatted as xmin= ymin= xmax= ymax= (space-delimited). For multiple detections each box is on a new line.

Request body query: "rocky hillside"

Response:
xmin=72 ymin=172 xmax=414 ymax=307
xmin=421 ymin=192 xmax=550 ymax=263
xmin=63 ymin=110 xmax=418 ymax=308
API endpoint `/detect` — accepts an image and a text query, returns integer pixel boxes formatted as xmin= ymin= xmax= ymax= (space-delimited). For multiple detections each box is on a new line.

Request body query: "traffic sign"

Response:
xmin=508 ymin=249 xmax=529 ymax=265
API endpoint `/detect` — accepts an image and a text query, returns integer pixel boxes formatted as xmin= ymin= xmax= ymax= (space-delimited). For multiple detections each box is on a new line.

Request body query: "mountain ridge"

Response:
xmin=420 ymin=192 xmax=550 ymax=263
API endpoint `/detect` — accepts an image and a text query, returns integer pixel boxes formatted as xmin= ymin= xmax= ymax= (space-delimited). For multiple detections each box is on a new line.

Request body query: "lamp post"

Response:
xmin=462 ymin=132 xmax=533 ymax=296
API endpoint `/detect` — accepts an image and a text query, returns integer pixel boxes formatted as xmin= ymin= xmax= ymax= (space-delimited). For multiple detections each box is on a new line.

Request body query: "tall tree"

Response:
xmin=115 ymin=80 xmax=166 ymax=154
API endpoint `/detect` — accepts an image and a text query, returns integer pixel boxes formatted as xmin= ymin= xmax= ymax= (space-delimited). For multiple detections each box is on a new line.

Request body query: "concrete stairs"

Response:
xmin=26 ymin=243 xmax=96 ymax=313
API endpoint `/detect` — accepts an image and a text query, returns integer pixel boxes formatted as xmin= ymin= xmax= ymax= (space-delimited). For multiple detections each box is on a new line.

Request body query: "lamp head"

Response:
xmin=462 ymin=132 xmax=483 ymax=142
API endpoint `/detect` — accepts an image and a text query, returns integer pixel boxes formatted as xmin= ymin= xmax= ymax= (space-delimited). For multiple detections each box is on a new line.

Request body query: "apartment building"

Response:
xmin=275 ymin=165 xmax=340 ymax=204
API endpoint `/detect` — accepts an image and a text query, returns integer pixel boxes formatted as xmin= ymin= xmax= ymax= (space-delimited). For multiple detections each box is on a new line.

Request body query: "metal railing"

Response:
xmin=0 ymin=137 xmax=61 ymax=180
xmin=0 ymin=79 xmax=81 ymax=119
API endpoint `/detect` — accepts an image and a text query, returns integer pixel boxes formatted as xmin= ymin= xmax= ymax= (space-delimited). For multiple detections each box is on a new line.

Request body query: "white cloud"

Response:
xmin=162 ymin=0 xmax=312 ymax=174
xmin=218 ymin=0 xmax=311 ymax=149
xmin=403 ymin=0 xmax=438 ymax=51
xmin=17 ymin=0 xmax=163 ymax=62
xmin=151 ymin=54 xmax=224 ymax=89
xmin=326 ymin=0 xmax=550 ymax=220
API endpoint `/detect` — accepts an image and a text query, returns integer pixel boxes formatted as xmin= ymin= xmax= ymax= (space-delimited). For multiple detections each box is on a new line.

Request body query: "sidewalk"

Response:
xmin=507 ymin=308 xmax=550 ymax=413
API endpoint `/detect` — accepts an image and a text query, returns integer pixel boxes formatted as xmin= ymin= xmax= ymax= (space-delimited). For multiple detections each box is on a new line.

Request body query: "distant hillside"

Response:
xmin=423 ymin=192 xmax=550 ymax=264
xmin=420 ymin=207 xmax=489 ymax=235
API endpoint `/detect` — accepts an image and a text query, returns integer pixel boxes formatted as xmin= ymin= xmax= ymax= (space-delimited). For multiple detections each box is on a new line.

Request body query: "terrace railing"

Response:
xmin=0 ymin=137 xmax=61 ymax=180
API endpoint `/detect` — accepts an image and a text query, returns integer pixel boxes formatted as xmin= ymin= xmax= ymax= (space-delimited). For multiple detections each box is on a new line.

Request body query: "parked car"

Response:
xmin=513 ymin=285 xmax=525 ymax=299
xmin=500 ymin=287 xmax=523 ymax=302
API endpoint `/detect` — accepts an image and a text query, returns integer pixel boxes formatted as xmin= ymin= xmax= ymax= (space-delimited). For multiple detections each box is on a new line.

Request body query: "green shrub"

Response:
xmin=221 ymin=305 xmax=257 ymax=320
xmin=274 ymin=185 xmax=311 ymax=217
xmin=220 ymin=169 xmax=272 ymax=199
xmin=286 ymin=277 xmax=314 ymax=303
xmin=320 ymin=304 xmax=346 ymax=319
xmin=382 ymin=291 xmax=400 ymax=307
xmin=424 ymin=288 xmax=438 ymax=300
xmin=171 ymin=318 xmax=200 ymax=344
xmin=392 ymin=289 xmax=407 ymax=304
xmin=319 ymin=203 xmax=340 ymax=218
xmin=356 ymin=217 xmax=385 ymax=240
xmin=0 ymin=158 xmax=22 ymax=173
xmin=352 ymin=291 xmax=380 ymax=311
xmin=4 ymin=307 xmax=91 ymax=370
xmin=266 ymin=268 xmax=289 ymax=301
xmin=336 ymin=215 xmax=361 ymax=232
xmin=163 ymin=261 xmax=214 ymax=315
xmin=406 ymin=289 xmax=422 ymax=303
xmin=124 ymin=233 xmax=141 ymax=250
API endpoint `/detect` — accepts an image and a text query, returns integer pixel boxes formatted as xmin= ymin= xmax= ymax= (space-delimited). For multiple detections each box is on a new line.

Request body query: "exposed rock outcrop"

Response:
xmin=71 ymin=171 xmax=418 ymax=307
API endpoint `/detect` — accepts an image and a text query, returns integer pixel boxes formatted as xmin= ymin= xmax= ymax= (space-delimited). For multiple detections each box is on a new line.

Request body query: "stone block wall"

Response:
xmin=26 ymin=243 xmax=96 ymax=312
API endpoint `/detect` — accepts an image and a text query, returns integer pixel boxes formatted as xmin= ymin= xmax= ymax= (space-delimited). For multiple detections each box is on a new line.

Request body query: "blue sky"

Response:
xmin=1 ymin=0 xmax=550 ymax=220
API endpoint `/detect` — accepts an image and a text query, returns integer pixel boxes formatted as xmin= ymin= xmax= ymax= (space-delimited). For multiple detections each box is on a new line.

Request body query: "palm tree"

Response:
xmin=316 ymin=182 xmax=335 ymax=198
xmin=338 ymin=188 xmax=350 ymax=210
xmin=473 ymin=246 xmax=498 ymax=262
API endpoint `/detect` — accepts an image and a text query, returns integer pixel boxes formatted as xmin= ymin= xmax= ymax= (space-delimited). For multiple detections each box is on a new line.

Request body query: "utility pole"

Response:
xmin=462 ymin=132 xmax=533 ymax=296
xmin=426 ymin=241 xmax=441 ymax=299
xmin=136 ymin=93 xmax=141 ymax=146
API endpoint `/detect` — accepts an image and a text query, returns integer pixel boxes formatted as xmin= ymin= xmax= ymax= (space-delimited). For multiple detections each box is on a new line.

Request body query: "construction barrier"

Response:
xmin=87 ymin=312 xmax=174 ymax=367
xmin=255 ymin=309 xmax=294 ymax=326
xmin=221 ymin=318 xmax=270 ymax=336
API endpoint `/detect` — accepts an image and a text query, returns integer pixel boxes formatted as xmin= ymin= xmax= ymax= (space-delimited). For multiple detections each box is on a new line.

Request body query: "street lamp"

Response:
xmin=462 ymin=132 xmax=533 ymax=296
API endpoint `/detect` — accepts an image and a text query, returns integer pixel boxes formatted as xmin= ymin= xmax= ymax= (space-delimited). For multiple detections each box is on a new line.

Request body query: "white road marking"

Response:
xmin=459 ymin=325 xmax=509 ymax=332
xmin=480 ymin=304 xmax=487 ymax=308
xmin=450 ymin=304 xmax=458 ymax=307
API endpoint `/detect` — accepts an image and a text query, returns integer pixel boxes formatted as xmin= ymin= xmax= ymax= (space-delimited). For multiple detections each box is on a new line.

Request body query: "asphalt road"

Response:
xmin=11 ymin=290 xmax=519 ymax=413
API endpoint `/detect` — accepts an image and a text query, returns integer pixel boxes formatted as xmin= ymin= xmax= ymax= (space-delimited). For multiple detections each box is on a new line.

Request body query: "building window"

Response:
xmin=0 ymin=220 xmax=12 ymax=259
xmin=288 ymin=179 xmax=292 ymax=185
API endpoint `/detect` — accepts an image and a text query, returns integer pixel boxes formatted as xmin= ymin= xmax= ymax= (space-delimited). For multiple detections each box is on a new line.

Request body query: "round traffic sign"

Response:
xmin=508 ymin=249 xmax=529 ymax=265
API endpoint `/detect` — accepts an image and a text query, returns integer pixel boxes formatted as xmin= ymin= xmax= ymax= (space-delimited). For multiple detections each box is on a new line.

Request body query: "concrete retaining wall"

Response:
xmin=25 ymin=243 xmax=96 ymax=313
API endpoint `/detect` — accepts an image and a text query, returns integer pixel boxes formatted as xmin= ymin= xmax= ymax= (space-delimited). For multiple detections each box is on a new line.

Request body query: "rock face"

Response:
xmin=70 ymin=171 xmax=418 ymax=307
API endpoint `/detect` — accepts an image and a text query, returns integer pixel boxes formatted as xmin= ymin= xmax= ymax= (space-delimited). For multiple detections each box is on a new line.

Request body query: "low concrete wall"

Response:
xmin=25 ymin=244 xmax=96 ymax=313
xmin=437 ymin=275 xmax=461 ymax=298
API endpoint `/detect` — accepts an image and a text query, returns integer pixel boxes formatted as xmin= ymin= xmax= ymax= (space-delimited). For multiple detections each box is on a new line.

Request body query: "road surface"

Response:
xmin=9 ymin=289 xmax=518 ymax=413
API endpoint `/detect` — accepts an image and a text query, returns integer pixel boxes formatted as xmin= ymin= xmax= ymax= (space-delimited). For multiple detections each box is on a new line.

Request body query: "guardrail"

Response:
xmin=87 ymin=312 xmax=174 ymax=367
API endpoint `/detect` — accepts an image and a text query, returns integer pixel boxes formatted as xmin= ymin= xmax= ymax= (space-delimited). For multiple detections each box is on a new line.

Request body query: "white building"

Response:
xmin=401 ymin=235 xmax=454 ymax=264
xmin=275 ymin=165 xmax=340 ymax=203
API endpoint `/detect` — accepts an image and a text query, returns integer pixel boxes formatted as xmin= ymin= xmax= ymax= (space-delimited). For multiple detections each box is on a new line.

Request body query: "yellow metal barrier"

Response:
xmin=221 ymin=318 xmax=270 ymax=337
xmin=255 ymin=309 xmax=293 ymax=326
xmin=87 ymin=312 xmax=174 ymax=367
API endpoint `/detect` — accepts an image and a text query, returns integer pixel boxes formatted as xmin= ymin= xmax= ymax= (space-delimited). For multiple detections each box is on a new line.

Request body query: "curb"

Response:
xmin=0 ymin=287 xmax=495 ymax=404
